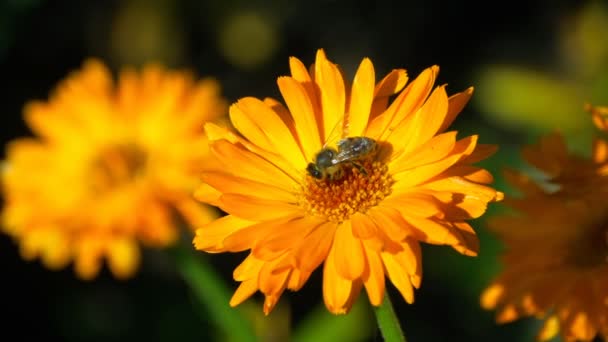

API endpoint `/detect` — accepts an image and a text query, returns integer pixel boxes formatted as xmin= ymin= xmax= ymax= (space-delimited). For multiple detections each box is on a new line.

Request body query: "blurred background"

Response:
xmin=2 ymin=0 xmax=607 ymax=341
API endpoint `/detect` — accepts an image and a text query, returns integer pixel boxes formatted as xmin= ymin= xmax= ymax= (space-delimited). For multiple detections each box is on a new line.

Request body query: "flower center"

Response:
xmin=567 ymin=220 xmax=608 ymax=269
xmin=90 ymin=144 xmax=147 ymax=191
xmin=301 ymin=160 xmax=393 ymax=223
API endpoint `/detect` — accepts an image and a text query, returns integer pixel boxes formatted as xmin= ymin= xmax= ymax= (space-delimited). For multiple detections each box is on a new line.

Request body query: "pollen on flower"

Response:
xmin=301 ymin=161 xmax=393 ymax=222
xmin=90 ymin=144 xmax=147 ymax=191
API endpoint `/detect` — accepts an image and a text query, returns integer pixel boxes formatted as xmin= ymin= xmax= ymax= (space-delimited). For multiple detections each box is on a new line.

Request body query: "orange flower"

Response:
xmin=194 ymin=49 xmax=503 ymax=315
xmin=587 ymin=103 xmax=608 ymax=132
xmin=1 ymin=59 xmax=227 ymax=280
xmin=481 ymin=132 xmax=608 ymax=341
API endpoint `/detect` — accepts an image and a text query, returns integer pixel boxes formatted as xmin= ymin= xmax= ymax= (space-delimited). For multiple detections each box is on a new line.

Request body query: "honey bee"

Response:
xmin=306 ymin=136 xmax=379 ymax=181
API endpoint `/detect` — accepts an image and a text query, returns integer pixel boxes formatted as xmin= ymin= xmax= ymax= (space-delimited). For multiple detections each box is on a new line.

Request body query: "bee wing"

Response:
xmin=331 ymin=143 xmax=361 ymax=163
xmin=323 ymin=115 xmax=349 ymax=149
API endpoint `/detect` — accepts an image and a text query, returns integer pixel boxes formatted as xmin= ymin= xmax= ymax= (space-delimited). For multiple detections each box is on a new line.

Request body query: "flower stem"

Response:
xmin=170 ymin=242 xmax=257 ymax=342
xmin=374 ymin=291 xmax=407 ymax=342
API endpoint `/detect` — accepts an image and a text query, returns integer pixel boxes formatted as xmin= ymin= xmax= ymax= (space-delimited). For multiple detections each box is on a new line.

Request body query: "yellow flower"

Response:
xmin=481 ymin=132 xmax=608 ymax=341
xmin=194 ymin=49 xmax=503 ymax=315
xmin=1 ymin=59 xmax=227 ymax=280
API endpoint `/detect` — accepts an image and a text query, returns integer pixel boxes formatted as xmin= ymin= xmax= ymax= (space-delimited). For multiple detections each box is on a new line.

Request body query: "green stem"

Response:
xmin=170 ymin=242 xmax=257 ymax=342
xmin=374 ymin=291 xmax=407 ymax=342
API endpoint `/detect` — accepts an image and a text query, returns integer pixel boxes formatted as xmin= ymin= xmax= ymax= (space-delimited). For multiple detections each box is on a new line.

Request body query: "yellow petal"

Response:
xmin=333 ymin=220 xmax=365 ymax=280
xmin=347 ymin=58 xmax=375 ymax=137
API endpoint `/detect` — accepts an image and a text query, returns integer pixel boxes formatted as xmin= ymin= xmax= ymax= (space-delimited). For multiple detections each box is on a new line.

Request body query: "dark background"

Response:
xmin=1 ymin=1 xmax=601 ymax=341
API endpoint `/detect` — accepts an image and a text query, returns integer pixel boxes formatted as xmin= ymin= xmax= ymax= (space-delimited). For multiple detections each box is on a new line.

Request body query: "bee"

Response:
xmin=306 ymin=136 xmax=379 ymax=181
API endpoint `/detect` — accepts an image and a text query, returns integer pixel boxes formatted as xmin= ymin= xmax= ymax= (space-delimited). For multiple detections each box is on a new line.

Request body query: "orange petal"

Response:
xmin=232 ymin=97 xmax=307 ymax=169
xmin=367 ymin=65 xmax=438 ymax=140
xmin=374 ymin=69 xmax=408 ymax=97
xmin=193 ymin=215 xmax=256 ymax=252
xmin=391 ymin=135 xmax=478 ymax=188
xmin=381 ymin=250 xmax=415 ymax=303
xmin=277 ymin=76 xmax=321 ymax=160
xmin=253 ymin=216 xmax=324 ymax=260
xmin=347 ymin=58 xmax=375 ymax=137
xmin=293 ymin=221 xmax=337 ymax=272
xmin=201 ymin=171 xmax=297 ymax=202
xmin=438 ymin=87 xmax=474 ymax=133
xmin=389 ymin=131 xmax=457 ymax=172
xmin=388 ymin=85 xmax=448 ymax=156
xmin=323 ymin=245 xmax=355 ymax=314
xmin=258 ymin=259 xmax=290 ymax=295
xmin=537 ymin=315 xmax=560 ymax=341
xmin=362 ymin=243 xmax=385 ymax=306
xmin=222 ymin=216 xmax=300 ymax=253
xmin=233 ymin=253 xmax=265 ymax=281
xmin=333 ymin=220 xmax=365 ymax=280
xmin=314 ymin=49 xmax=346 ymax=142
xmin=230 ymin=278 xmax=259 ymax=307
xmin=219 ymin=193 xmax=301 ymax=222
xmin=382 ymin=192 xmax=443 ymax=218
xmin=209 ymin=140 xmax=297 ymax=189
xmin=286 ymin=268 xmax=313 ymax=291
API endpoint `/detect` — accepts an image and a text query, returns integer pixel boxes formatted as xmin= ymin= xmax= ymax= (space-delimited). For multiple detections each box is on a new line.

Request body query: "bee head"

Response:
xmin=306 ymin=163 xmax=323 ymax=179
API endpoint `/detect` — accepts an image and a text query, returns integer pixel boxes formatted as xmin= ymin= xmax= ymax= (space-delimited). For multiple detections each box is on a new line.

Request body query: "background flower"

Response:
xmin=1 ymin=59 xmax=226 ymax=279
xmin=481 ymin=127 xmax=608 ymax=341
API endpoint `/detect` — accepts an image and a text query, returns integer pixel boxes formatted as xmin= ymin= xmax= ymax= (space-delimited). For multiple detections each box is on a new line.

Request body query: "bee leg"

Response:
xmin=352 ymin=162 xmax=368 ymax=176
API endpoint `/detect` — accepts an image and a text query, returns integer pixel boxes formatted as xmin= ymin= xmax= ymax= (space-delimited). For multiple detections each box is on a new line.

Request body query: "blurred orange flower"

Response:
xmin=1 ymin=59 xmax=227 ymax=280
xmin=481 ymin=128 xmax=608 ymax=341
xmin=193 ymin=49 xmax=503 ymax=315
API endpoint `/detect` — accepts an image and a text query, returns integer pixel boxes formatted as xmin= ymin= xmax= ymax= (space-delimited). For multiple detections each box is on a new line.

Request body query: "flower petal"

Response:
xmin=323 ymin=245 xmax=355 ymax=314
xmin=293 ymin=221 xmax=337 ymax=272
xmin=314 ymin=49 xmax=346 ymax=142
xmin=277 ymin=76 xmax=321 ymax=160
xmin=231 ymin=97 xmax=307 ymax=169
xmin=439 ymin=87 xmax=474 ymax=133
xmin=333 ymin=220 xmax=366 ymax=280
xmin=362 ymin=243 xmax=385 ymax=306
xmin=194 ymin=215 xmax=256 ymax=252
xmin=386 ymin=85 xmax=449 ymax=156
xmin=347 ymin=58 xmax=375 ymax=137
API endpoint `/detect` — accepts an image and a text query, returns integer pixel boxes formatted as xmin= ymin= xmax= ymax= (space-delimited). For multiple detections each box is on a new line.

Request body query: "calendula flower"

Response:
xmin=587 ymin=103 xmax=608 ymax=132
xmin=194 ymin=49 xmax=503 ymax=315
xmin=1 ymin=59 xmax=227 ymax=280
xmin=481 ymin=130 xmax=608 ymax=341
